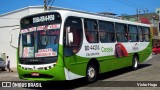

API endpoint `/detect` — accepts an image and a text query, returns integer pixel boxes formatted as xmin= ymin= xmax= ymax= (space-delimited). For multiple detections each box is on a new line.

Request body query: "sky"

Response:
xmin=0 ymin=0 xmax=159 ymax=16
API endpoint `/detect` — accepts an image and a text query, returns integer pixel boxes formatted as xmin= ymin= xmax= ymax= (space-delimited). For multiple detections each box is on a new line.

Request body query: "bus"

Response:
xmin=18 ymin=9 xmax=152 ymax=82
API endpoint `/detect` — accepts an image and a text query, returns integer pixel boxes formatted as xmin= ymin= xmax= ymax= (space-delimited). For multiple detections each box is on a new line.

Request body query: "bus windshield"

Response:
xmin=19 ymin=12 xmax=61 ymax=59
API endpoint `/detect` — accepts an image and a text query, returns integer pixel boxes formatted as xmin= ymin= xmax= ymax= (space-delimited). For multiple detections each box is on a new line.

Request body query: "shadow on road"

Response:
xmin=24 ymin=64 xmax=151 ymax=90
xmin=98 ymin=64 xmax=152 ymax=80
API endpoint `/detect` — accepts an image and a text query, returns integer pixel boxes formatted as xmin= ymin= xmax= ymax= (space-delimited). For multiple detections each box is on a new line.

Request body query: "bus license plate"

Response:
xmin=31 ymin=72 xmax=39 ymax=76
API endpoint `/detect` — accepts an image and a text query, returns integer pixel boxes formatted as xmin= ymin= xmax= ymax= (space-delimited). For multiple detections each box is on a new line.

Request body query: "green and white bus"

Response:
xmin=18 ymin=9 xmax=152 ymax=82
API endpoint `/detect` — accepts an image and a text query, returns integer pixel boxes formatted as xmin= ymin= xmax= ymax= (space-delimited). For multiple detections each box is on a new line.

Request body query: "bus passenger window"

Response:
xmin=99 ymin=21 xmax=115 ymax=43
xmin=85 ymin=30 xmax=94 ymax=42
xmin=115 ymin=23 xmax=127 ymax=42
xmin=138 ymin=27 xmax=143 ymax=42
xmin=143 ymin=27 xmax=150 ymax=42
xmin=84 ymin=19 xmax=98 ymax=43
xmin=128 ymin=25 xmax=138 ymax=42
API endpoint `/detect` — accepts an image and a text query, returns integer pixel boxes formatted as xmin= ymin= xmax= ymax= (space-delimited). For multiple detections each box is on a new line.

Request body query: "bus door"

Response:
xmin=63 ymin=17 xmax=83 ymax=79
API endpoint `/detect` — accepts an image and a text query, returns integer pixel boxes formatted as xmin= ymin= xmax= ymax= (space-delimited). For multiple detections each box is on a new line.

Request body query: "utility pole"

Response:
xmin=136 ymin=9 xmax=140 ymax=22
xmin=157 ymin=10 xmax=160 ymax=34
xmin=44 ymin=0 xmax=47 ymax=11
xmin=136 ymin=8 xmax=148 ymax=22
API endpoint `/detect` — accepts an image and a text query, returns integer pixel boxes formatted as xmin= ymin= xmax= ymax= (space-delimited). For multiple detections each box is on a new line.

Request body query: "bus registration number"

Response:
xmin=31 ymin=72 xmax=39 ymax=76
xmin=85 ymin=45 xmax=99 ymax=51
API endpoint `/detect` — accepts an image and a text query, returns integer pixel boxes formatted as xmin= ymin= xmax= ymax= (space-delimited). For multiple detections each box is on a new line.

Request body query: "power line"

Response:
xmin=48 ymin=0 xmax=55 ymax=10
xmin=50 ymin=0 xmax=55 ymax=6
xmin=44 ymin=0 xmax=157 ymax=15
xmin=121 ymin=0 xmax=154 ymax=13
xmin=44 ymin=0 xmax=55 ymax=11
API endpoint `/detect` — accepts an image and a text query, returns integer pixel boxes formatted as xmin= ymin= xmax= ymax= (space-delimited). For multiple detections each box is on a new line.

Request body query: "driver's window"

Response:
xmin=64 ymin=17 xmax=83 ymax=56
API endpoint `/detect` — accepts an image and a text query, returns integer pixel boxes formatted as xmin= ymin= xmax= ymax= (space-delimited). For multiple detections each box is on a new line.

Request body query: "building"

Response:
xmin=156 ymin=8 xmax=160 ymax=37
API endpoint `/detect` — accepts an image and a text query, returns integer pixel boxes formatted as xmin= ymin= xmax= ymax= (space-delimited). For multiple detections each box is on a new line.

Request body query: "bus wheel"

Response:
xmin=86 ymin=63 xmax=98 ymax=83
xmin=132 ymin=55 xmax=139 ymax=70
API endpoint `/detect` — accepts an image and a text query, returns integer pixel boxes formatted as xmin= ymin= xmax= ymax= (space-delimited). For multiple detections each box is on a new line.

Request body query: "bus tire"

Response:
xmin=86 ymin=63 xmax=98 ymax=83
xmin=2 ymin=68 xmax=5 ymax=71
xmin=132 ymin=55 xmax=139 ymax=70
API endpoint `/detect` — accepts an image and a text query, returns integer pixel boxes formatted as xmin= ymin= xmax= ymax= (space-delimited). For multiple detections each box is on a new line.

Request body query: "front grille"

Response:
xmin=23 ymin=74 xmax=53 ymax=79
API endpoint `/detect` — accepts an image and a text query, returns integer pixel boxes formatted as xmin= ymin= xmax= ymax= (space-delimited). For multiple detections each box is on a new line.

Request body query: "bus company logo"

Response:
xmin=2 ymin=82 xmax=11 ymax=87
xmin=132 ymin=43 xmax=139 ymax=51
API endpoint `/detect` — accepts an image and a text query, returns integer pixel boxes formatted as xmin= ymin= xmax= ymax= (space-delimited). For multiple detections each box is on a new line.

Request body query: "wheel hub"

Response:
xmin=88 ymin=67 xmax=95 ymax=78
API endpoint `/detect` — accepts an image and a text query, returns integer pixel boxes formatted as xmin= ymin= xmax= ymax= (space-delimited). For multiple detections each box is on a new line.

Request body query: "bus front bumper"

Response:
xmin=17 ymin=65 xmax=66 ymax=81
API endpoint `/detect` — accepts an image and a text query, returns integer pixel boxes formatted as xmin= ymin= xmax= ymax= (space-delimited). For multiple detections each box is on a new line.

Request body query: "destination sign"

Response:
xmin=20 ymin=24 xmax=60 ymax=34
xmin=33 ymin=14 xmax=55 ymax=23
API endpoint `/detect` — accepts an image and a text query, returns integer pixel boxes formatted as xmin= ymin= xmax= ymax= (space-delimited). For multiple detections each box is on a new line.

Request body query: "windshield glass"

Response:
xmin=19 ymin=12 xmax=61 ymax=59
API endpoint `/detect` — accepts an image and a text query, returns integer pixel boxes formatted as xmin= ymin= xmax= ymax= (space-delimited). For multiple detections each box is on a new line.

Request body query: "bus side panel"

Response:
xmin=64 ymin=55 xmax=88 ymax=77
xmin=64 ymin=55 xmax=133 ymax=77
xmin=138 ymin=42 xmax=152 ymax=63
xmin=62 ymin=42 xmax=152 ymax=79
xmin=98 ymin=55 xmax=132 ymax=73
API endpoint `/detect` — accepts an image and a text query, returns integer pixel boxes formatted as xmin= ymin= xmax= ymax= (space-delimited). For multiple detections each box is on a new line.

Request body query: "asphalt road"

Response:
xmin=0 ymin=54 xmax=160 ymax=90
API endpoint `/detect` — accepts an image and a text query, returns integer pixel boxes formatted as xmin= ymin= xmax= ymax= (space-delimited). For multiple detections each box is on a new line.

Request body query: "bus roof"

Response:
xmin=21 ymin=8 xmax=150 ymax=27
